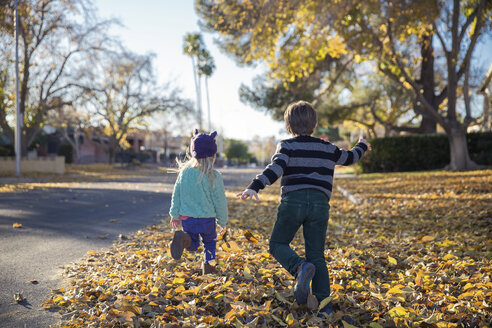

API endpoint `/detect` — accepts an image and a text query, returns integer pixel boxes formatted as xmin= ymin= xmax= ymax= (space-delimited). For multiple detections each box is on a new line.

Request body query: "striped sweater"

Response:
xmin=247 ymin=135 xmax=368 ymax=200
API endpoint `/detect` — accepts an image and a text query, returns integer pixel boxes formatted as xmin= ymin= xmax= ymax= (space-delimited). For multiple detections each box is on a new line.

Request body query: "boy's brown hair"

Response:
xmin=284 ymin=100 xmax=318 ymax=136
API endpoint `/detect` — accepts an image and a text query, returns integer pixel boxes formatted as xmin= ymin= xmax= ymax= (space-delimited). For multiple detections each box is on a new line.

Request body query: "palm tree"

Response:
xmin=198 ymin=49 xmax=215 ymax=131
xmin=183 ymin=33 xmax=204 ymax=129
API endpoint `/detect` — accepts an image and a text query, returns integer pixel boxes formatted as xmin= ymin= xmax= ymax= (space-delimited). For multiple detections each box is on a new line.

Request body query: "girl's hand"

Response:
xmin=236 ymin=189 xmax=260 ymax=201
xmin=218 ymin=226 xmax=227 ymax=235
xmin=170 ymin=218 xmax=181 ymax=229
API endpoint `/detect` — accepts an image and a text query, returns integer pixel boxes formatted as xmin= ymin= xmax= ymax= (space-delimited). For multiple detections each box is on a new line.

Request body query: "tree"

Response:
xmin=183 ymin=32 xmax=216 ymax=131
xmin=196 ymin=0 xmax=492 ymax=170
xmin=46 ymin=104 xmax=91 ymax=163
xmin=198 ymin=49 xmax=216 ymax=131
xmin=248 ymin=135 xmax=277 ymax=166
xmin=0 ymin=0 xmax=113 ymax=155
xmin=183 ymin=32 xmax=205 ymax=129
xmin=224 ymin=139 xmax=251 ymax=165
xmin=85 ymin=51 xmax=191 ymax=163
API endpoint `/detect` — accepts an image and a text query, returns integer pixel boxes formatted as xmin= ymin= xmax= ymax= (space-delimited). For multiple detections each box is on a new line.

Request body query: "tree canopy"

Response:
xmin=196 ymin=0 xmax=492 ymax=170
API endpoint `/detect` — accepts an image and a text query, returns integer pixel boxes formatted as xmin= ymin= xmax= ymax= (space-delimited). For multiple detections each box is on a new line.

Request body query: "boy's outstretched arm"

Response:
xmin=335 ymin=137 xmax=371 ymax=166
xmin=236 ymin=141 xmax=290 ymax=201
xmin=236 ymin=189 xmax=259 ymax=201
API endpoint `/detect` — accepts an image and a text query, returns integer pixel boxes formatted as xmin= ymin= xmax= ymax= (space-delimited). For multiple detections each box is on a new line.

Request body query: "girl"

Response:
xmin=169 ymin=129 xmax=228 ymax=274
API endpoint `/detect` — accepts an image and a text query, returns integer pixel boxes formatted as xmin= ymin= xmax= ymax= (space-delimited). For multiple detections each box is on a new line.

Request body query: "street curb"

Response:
xmin=336 ymin=185 xmax=363 ymax=204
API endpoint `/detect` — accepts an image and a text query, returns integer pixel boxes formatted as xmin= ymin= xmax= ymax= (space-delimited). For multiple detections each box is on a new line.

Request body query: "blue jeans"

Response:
xmin=181 ymin=217 xmax=217 ymax=263
xmin=269 ymin=189 xmax=331 ymax=302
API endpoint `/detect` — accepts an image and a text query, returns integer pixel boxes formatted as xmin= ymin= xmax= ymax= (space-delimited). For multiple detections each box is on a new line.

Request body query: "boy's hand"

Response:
xmin=170 ymin=218 xmax=181 ymax=229
xmin=358 ymin=138 xmax=372 ymax=151
xmin=236 ymin=189 xmax=260 ymax=201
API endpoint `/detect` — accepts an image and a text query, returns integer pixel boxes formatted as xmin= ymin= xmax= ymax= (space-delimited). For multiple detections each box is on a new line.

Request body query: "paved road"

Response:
xmin=0 ymin=168 xmax=258 ymax=328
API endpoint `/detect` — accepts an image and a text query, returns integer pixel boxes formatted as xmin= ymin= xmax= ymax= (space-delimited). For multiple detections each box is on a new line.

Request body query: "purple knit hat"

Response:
xmin=191 ymin=129 xmax=218 ymax=159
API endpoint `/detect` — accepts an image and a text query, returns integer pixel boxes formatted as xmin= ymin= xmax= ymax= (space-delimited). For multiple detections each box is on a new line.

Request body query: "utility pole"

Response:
xmin=15 ymin=0 xmax=22 ymax=176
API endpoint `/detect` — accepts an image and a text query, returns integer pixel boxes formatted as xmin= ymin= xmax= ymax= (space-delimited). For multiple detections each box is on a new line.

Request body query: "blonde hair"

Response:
xmin=177 ymin=153 xmax=216 ymax=184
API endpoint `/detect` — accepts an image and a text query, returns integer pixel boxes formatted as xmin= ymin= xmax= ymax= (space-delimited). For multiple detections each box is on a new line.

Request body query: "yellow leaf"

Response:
xmin=51 ymin=288 xmax=65 ymax=294
xmin=87 ymin=250 xmax=97 ymax=256
xmin=285 ymin=313 xmax=295 ymax=325
xmin=443 ymin=253 xmax=457 ymax=261
xmin=243 ymin=230 xmax=258 ymax=243
xmin=458 ymin=291 xmax=475 ymax=300
xmin=118 ymin=311 xmax=135 ymax=322
xmin=78 ymin=295 xmax=90 ymax=303
xmin=342 ymin=320 xmax=358 ymax=328
xmin=386 ymin=286 xmax=403 ymax=295
xmin=436 ymin=322 xmax=457 ymax=328
xmin=224 ymin=309 xmax=236 ymax=321
xmin=331 ymin=284 xmax=344 ymax=291
xmin=318 ymin=296 xmax=333 ymax=311
xmin=369 ymin=323 xmax=384 ymax=328
xmin=148 ymin=301 xmax=158 ymax=306
xmin=388 ymin=306 xmax=409 ymax=318
xmin=421 ymin=235 xmax=434 ymax=242
xmin=388 ymin=256 xmax=397 ymax=266
xmin=12 ymin=223 xmax=22 ymax=228
xmin=174 ymin=285 xmax=185 ymax=293
xmin=423 ymin=313 xmax=443 ymax=324
xmin=172 ymin=278 xmax=185 ymax=284
xmin=98 ymin=294 xmax=111 ymax=301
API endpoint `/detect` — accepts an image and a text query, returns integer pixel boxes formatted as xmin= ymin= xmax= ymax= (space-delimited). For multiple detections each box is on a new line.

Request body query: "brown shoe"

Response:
xmin=170 ymin=231 xmax=192 ymax=260
xmin=202 ymin=262 xmax=217 ymax=275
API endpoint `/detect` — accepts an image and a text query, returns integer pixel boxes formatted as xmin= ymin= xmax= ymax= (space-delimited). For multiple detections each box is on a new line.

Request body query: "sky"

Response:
xmin=94 ymin=0 xmax=287 ymax=141
xmin=94 ymin=1 xmax=492 ymax=141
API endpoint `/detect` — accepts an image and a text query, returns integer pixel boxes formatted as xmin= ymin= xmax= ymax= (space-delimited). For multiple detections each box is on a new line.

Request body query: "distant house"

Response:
xmin=126 ymin=129 xmax=186 ymax=163
xmin=77 ymin=134 xmax=110 ymax=164
xmin=478 ymin=63 xmax=492 ymax=131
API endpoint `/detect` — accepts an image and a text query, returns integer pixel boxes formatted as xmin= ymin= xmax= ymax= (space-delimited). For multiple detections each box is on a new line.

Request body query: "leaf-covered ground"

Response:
xmin=0 ymin=164 xmax=165 ymax=193
xmin=43 ymin=170 xmax=492 ymax=328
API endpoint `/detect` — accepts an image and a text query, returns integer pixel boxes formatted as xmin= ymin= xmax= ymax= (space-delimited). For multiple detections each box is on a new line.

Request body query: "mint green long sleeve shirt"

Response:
xmin=169 ymin=167 xmax=228 ymax=227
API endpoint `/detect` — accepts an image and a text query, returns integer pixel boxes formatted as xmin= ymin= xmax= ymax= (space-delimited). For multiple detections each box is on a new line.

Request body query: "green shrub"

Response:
xmin=0 ymin=145 xmax=14 ymax=157
xmin=116 ymin=151 xmax=152 ymax=163
xmin=360 ymin=132 xmax=492 ymax=173
xmin=57 ymin=143 xmax=73 ymax=164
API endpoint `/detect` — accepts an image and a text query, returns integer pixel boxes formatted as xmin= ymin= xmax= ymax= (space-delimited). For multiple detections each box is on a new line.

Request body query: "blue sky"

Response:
xmin=94 ymin=0 xmax=287 ymax=140
xmin=94 ymin=1 xmax=492 ymax=140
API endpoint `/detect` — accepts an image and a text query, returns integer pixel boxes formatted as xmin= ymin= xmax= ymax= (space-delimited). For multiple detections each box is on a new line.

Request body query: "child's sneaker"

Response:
xmin=202 ymin=261 xmax=217 ymax=275
xmin=294 ymin=262 xmax=316 ymax=304
xmin=170 ymin=230 xmax=192 ymax=260
xmin=318 ymin=303 xmax=333 ymax=318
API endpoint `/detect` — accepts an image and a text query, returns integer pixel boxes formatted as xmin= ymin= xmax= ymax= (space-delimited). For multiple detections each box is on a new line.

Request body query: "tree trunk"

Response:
xmin=205 ymin=77 xmax=211 ymax=131
xmin=108 ymin=147 xmax=115 ymax=164
xmin=420 ymin=114 xmax=436 ymax=134
xmin=446 ymin=124 xmax=479 ymax=171
xmin=419 ymin=32 xmax=437 ymax=134
xmin=191 ymin=56 xmax=202 ymax=129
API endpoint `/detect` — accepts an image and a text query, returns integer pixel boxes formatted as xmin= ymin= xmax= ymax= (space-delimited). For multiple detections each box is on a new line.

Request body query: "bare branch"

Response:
xmin=456 ymin=0 xmax=487 ymax=80
xmin=385 ymin=19 xmax=446 ymax=127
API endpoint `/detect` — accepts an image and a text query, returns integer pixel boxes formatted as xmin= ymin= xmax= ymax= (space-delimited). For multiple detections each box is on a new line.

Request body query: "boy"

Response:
xmin=236 ymin=101 xmax=371 ymax=314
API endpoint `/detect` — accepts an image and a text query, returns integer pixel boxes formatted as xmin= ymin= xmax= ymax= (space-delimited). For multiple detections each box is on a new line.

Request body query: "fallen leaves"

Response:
xmin=42 ymin=170 xmax=491 ymax=327
xmin=12 ymin=222 xmax=23 ymax=228
xmin=13 ymin=293 xmax=24 ymax=303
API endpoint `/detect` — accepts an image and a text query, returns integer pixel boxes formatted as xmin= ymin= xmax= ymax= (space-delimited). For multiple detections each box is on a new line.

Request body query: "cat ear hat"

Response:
xmin=191 ymin=129 xmax=218 ymax=159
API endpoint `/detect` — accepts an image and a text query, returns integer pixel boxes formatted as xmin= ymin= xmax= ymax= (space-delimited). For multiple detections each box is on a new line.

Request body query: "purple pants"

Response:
xmin=181 ymin=217 xmax=217 ymax=263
